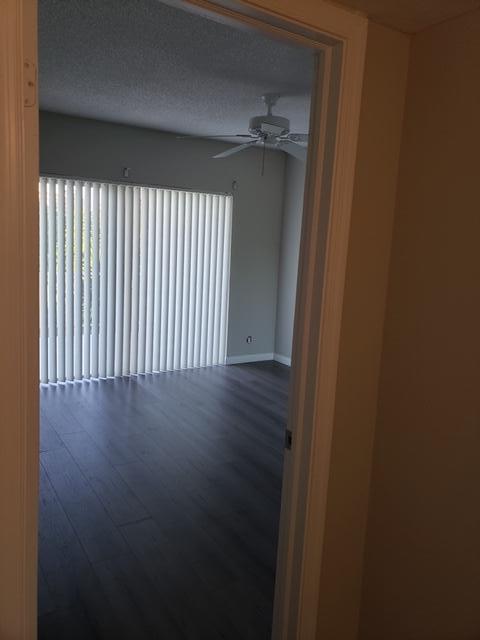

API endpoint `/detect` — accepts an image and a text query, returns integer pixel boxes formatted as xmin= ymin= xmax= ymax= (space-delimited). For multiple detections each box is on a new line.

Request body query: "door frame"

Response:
xmin=0 ymin=0 xmax=367 ymax=638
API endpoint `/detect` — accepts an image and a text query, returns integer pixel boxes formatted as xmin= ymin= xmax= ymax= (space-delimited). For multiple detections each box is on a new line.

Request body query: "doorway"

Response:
xmin=0 ymin=0 xmax=367 ymax=638
xmin=37 ymin=2 xmax=314 ymax=637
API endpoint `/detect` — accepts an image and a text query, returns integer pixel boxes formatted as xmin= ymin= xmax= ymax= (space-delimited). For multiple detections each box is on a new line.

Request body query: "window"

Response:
xmin=39 ymin=177 xmax=232 ymax=384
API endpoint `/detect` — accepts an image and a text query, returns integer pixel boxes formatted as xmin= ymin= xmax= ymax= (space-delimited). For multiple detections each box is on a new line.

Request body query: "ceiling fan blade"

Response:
xmin=177 ymin=134 xmax=255 ymax=139
xmin=278 ymin=141 xmax=307 ymax=162
xmin=286 ymin=133 xmax=309 ymax=144
xmin=213 ymin=140 xmax=258 ymax=159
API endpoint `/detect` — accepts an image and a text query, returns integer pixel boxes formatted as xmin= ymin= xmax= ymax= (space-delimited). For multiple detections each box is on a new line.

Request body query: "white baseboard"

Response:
xmin=225 ymin=352 xmax=292 ymax=366
xmin=226 ymin=352 xmax=274 ymax=365
xmin=274 ymin=353 xmax=292 ymax=367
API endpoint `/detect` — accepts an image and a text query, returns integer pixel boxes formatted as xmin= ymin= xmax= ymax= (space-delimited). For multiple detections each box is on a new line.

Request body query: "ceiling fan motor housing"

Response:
xmin=249 ymin=114 xmax=290 ymax=138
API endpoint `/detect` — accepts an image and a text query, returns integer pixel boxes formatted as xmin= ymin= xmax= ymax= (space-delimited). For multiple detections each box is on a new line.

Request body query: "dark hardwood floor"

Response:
xmin=38 ymin=361 xmax=289 ymax=640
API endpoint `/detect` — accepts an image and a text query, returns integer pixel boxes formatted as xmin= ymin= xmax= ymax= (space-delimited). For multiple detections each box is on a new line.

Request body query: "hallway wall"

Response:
xmin=314 ymin=21 xmax=410 ymax=639
xmin=360 ymin=9 xmax=480 ymax=638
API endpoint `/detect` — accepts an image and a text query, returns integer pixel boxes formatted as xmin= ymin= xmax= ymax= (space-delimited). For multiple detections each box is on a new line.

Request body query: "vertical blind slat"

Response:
xmin=166 ymin=191 xmax=177 ymax=371
xmin=39 ymin=180 xmax=48 ymax=383
xmin=212 ymin=196 xmax=225 ymax=366
xmin=219 ymin=197 xmax=233 ymax=363
xmin=56 ymin=180 xmax=66 ymax=382
xmin=206 ymin=196 xmax=218 ymax=367
xmin=114 ymin=186 xmax=125 ymax=377
xmin=82 ymin=183 xmax=91 ymax=378
xmin=187 ymin=193 xmax=199 ymax=369
xmin=194 ymin=194 xmax=206 ymax=369
xmin=39 ymin=177 xmax=232 ymax=383
xmin=181 ymin=192 xmax=192 ymax=370
xmin=98 ymin=183 xmax=108 ymax=378
xmin=174 ymin=191 xmax=185 ymax=371
xmin=129 ymin=187 xmax=141 ymax=375
xmin=47 ymin=179 xmax=57 ymax=383
xmin=145 ymin=189 xmax=156 ymax=374
xmin=65 ymin=181 xmax=74 ymax=380
xmin=159 ymin=191 xmax=170 ymax=372
xmin=73 ymin=181 xmax=83 ymax=380
xmin=106 ymin=184 xmax=117 ymax=377
xmin=137 ymin=187 xmax=149 ymax=375
xmin=122 ymin=187 xmax=133 ymax=376
xmin=91 ymin=183 xmax=100 ymax=378
xmin=200 ymin=195 xmax=212 ymax=368
xmin=152 ymin=191 xmax=163 ymax=372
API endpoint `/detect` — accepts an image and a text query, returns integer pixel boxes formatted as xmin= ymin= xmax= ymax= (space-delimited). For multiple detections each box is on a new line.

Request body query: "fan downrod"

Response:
xmin=262 ymin=93 xmax=281 ymax=115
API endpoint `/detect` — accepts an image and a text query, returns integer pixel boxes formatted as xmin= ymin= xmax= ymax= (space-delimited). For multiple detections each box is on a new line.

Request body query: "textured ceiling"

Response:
xmin=332 ymin=0 xmax=480 ymax=33
xmin=39 ymin=0 xmax=313 ymax=140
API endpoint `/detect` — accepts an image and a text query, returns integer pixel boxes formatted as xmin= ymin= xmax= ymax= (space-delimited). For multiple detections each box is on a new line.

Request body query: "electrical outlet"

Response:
xmin=246 ymin=336 xmax=253 ymax=344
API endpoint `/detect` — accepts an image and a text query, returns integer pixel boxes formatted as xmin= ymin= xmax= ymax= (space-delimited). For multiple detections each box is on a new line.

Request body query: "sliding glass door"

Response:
xmin=39 ymin=177 xmax=232 ymax=384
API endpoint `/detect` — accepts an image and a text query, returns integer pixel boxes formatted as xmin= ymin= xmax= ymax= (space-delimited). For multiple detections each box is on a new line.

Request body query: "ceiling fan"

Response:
xmin=178 ymin=93 xmax=308 ymax=172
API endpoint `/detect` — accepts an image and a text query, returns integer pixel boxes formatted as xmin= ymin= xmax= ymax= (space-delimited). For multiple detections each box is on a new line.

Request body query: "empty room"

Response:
xmin=37 ymin=1 xmax=313 ymax=637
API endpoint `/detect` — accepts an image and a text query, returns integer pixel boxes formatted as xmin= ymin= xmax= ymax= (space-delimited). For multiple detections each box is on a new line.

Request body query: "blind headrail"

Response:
xmin=40 ymin=172 xmax=233 ymax=198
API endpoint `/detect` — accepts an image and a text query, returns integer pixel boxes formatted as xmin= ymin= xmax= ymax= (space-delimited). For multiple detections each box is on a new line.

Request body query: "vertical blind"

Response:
xmin=39 ymin=177 xmax=233 ymax=384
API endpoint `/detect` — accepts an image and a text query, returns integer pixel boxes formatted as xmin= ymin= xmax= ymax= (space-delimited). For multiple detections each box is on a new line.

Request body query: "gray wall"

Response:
xmin=274 ymin=155 xmax=306 ymax=362
xmin=39 ymin=111 xmax=286 ymax=359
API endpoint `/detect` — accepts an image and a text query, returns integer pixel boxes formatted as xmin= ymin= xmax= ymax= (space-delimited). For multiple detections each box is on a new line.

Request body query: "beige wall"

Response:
xmin=359 ymin=9 xmax=480 ymax=639
xmin=314 ymin=21 xmax=410 ymax=638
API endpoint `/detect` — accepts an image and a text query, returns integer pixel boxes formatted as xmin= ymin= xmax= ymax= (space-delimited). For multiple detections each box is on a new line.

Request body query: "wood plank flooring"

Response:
xmin=38 ymin=361 xmax=289 ymax=640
